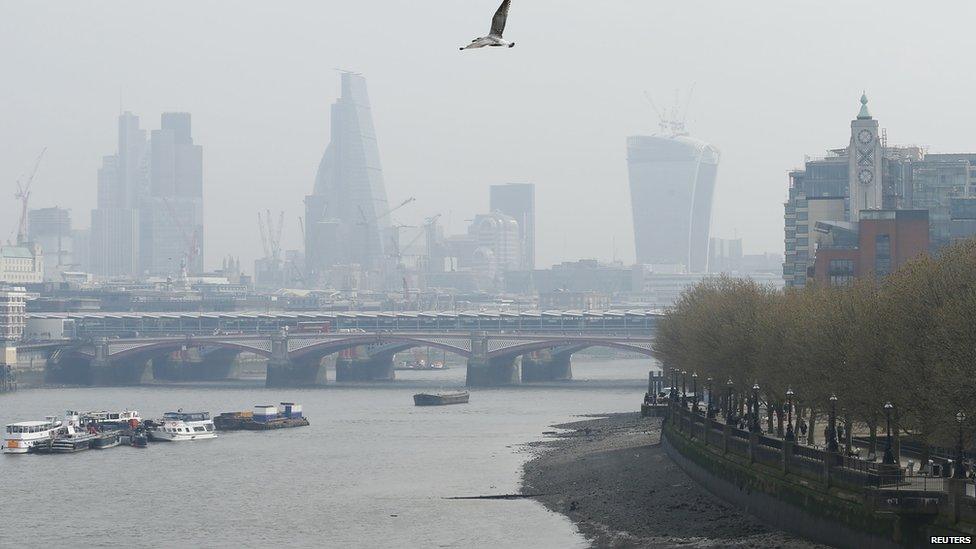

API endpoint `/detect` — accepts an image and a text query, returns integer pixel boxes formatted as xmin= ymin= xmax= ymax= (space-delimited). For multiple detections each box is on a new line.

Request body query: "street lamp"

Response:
xmin=750 ymin=383 xmax=760 ymax=433
xmin=882 ymin=402 xmax=895 ymax=465
xmin=726 ymin=378 xmax=734 ymax=425
xmin=828 ymin=394 xmax=839 ymax=453
xmin=785 ymin=388 xmax=795 ymax=442
xmin=955 ymin=411 xmax=967 ymax=478
xmin=692 ymin=372 xmax=699 ymax=413
xmin=706 ymin=377 xmax=714 ymax=418
xmin=671 ymin=368 xmax=679 ymax=401
xmin=681 ymin=370 xmax=688 ymax=408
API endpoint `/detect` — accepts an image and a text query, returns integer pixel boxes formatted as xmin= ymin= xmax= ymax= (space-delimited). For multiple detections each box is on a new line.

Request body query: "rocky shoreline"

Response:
xmin=521 ymin=412 xmax=827 ymax=548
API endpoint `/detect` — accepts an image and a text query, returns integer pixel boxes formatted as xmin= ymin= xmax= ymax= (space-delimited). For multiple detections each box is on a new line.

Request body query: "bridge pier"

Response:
xmin=89 ymin=359 xmax=154 ymax=386
xmin=335 ymin=354 xmax=395 ymax=382
xmin=266 ymin=335 xmax=326 ymax=387
xmin=520 ymin=351 xmax=572 ymax=382
xmin=466 ymin=357 xmax=521 ymax=387
xmin=152 ymin=348 xmax=242 ymax=382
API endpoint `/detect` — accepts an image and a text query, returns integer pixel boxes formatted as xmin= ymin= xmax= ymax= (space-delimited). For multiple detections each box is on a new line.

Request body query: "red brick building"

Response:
xmin=812 ymin=210 xmax=929 ymax=286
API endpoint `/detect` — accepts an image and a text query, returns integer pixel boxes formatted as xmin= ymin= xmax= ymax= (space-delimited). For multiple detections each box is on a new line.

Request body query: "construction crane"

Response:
xmin=258 ymin=210 xmax=285 ymax=262
xmin=356 ymin=197 xmax=416 ymax=269
xmin=14 ymin=147 xmax=47 ymax=245
xmin=161 ymin=196 xmax=201 ymax=274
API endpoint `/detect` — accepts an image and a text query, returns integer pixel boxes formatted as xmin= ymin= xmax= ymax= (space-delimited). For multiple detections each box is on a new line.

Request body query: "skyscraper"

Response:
xmin=626 ymin=130 xmax=720 ymax=272
xmin=305 ymin=72 xmax=390 ymax=285
xmin=91 ymin=112 xmax=146 ymax=277
xmin=489 ymin=183 xmax=535 ymax=270
xmin=91 ymin=111 xmax=203 ymax=278
xmin=27 ymin=207 xmax=72 ymax=280
xmin=140 ymin=112 xmax=204 ymax=275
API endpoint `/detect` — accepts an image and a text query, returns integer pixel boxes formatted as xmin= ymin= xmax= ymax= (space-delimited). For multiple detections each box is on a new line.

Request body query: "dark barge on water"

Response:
xmin=214 ymin=403 xmax=309 ymax=431
xmin=413 ymin=391 xmax=470 ymax=406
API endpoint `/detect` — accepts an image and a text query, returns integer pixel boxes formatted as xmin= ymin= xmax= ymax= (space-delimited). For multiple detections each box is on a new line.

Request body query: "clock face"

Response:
xmin=857 ymin=129 xmax=873 ymax=145
xmin=858 ymin=168 xmax=874 ymax=185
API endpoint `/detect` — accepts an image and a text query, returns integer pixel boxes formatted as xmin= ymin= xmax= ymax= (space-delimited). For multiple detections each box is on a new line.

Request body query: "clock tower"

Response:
xmin=848 ymin=93 xmax=883 ymax=220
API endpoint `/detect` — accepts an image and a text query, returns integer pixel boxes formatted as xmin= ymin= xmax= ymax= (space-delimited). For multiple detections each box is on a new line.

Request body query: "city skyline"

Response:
xmin=4 ymin=2 xmax=976 ymax=273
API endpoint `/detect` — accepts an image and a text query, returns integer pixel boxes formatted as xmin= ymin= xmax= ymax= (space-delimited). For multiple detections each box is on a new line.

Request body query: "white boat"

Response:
xmin=3 ymin=416 xmax=64 ymax=454
xmin=81 ymin=409 xmax=141 ymax=428
xmin=145 ymin=411 xmax=217 ymax=442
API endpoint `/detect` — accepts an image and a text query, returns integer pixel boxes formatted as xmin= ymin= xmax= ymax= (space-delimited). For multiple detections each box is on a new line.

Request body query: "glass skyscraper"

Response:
xmin=626 ymin=134 xmax=720 ymax=272
xmin=305 ymin=72 xmax=390 ymax=285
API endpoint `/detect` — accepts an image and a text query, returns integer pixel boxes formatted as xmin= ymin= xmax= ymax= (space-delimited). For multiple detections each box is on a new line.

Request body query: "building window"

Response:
xmin=797 ymin=237 xmax=809 ymax=246
xmin=797 ymin=211 xmax=808 ymax=221
xmin=828 ymin=259 xmax=855 ymax=286
xmin=875 ymin=234 xmax=891 ymax=277
xmin=796 ymin=225 xmax=808 ymax=234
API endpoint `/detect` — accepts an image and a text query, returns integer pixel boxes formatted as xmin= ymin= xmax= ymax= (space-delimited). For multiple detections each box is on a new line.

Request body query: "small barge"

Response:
xmin=214 ymin=403 xmax=309 ymax=431
xmin=413 ymin=391 xmax=470 ymax=406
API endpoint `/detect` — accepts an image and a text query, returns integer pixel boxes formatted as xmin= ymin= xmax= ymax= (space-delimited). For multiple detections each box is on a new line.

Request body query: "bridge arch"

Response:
xmin=108 ymin=339 xmax=274 ymax=362
xmin=485 ymin=338 xmax=655 ymax=362
xmin=287 ymin=335 xmax=473 ymax=362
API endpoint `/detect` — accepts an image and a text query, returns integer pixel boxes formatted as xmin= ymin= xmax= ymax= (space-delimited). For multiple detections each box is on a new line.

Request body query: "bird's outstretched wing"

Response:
xmin=490 ymin=0 xmax=511 ymax=37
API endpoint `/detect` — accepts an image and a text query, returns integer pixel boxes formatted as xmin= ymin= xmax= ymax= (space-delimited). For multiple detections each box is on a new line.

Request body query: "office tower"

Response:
xmin=91 ymin=149 xmax=141 ymax=277
xmin=71 ymin=229 xmax=90 ymax=272
xmin=627 ymin=128 xmax=720 ymax=273
xmin=489 ymin=183 xmax=535 ymax=270
xmin=305 ymin=72 xmax=390 ymax=285
xmin=27 ymin=207 xmax=72 ymax=280
xmin=91 ymin=111 xmax=148 ymax=277
xmin=468 ymin=212 xmax=521 ymax=275
xmin=140 ymin=112 xmax=204 ymax=275
xmin=708 ymin=237 xmax=743 ymax=274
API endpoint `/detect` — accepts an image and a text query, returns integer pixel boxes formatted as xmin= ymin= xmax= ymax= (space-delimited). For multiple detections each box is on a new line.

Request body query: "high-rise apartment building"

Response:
xmin=489 ymin=183 xmax=535 ymax=270
xmin=626 ymin=130 xmax=720 ymax=272
xmin=305 ymin=72 xmax=390 ymax=286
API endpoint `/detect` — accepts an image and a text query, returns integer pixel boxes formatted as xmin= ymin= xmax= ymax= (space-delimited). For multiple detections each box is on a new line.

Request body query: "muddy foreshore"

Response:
xmin=521 ymin=413 xmax=828 ymax=548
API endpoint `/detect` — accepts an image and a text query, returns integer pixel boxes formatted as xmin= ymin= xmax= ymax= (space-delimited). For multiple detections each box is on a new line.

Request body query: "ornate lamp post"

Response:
xmin=681 ymin=370 xmax=688 ymax=408
xmin=785 ymin=388 xmax=795 ymax=442
xmin=882 ymin=402 xmax=895 ymax=465
xmin=828 ymin=394 xmax=838 ymax=453
xmin=669 ymin=368 xmax=678 ymax=401
xmin=726 ymin=378 xmax=734 ymax=425
xmin=706 ymin=377 xmax=714 ymax=418
xmin=691 ymin=372 xmax=699 ymax=413
xmin=750 ymin=383 xmax=760 ymax=433
xmin=955 ymin=411 xmax=967 ymax=478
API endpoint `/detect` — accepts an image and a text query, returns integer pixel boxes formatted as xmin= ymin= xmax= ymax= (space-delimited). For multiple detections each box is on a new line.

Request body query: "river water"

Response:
xmin=0 ymin=358 xmax=655 ymax=548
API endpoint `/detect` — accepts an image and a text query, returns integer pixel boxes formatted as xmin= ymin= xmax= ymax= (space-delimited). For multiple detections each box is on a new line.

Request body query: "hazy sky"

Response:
xmin=3 ymin=1 xmax=976 ymax=272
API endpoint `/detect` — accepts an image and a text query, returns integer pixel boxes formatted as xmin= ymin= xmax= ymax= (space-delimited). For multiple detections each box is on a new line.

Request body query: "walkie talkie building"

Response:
xmin=626 ymin=133 xmax=720 ymax=272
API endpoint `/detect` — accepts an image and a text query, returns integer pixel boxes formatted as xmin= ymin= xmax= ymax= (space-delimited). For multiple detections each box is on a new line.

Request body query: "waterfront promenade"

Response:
xmin=662 ymin=400 xmax=976 ymax=547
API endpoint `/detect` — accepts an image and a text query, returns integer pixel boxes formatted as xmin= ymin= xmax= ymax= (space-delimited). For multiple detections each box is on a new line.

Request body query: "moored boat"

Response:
xmin=145 ymin=411 xmax=217 ymax=442
xmin=214 ymin=403 xmax=309 ymax=431
xmin=82 ymin=410 xmax=141 ymax=430
xmin=413 ymin=391 xmax=470 ymax=406
xmin=92 ymin=431 xmax=121 ymax=449
xmin=33 ymin=412 xmax=96 ymax=454
xmin=3 ymin=416 xmax=63 ymax=454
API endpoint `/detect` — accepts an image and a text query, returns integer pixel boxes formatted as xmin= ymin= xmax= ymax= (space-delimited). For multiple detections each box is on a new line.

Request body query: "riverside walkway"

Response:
xmin=663 ymin=401 xmax=976 ymax=547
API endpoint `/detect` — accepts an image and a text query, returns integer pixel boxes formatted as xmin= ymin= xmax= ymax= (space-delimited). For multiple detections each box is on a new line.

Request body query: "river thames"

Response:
xmin=0 ymin=357 xmax=653 ymax=548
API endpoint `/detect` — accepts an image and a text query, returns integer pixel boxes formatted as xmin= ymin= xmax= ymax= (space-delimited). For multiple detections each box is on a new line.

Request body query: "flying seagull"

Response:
xmin=460 ymin=0 xmax=515 ymax=50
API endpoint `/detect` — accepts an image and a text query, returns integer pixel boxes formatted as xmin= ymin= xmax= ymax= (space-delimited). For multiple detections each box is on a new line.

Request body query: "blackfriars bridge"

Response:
xmin=33 ymin=331 xmax=656 ymax=387
xmin=23 ymin=310 xmax=659 ymax=387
